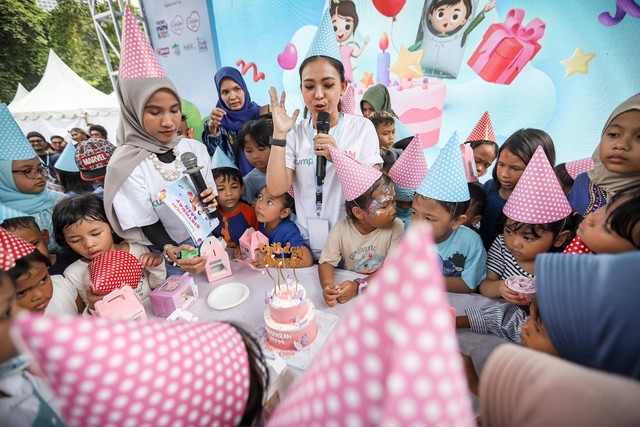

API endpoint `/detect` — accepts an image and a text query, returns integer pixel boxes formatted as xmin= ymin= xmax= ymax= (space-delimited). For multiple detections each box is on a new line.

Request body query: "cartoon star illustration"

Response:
xmin=360 ymin=72 xmax=374 ymax=88
xmin=389 ymin=46 xmax=425 ymax=80
xmin=560 ymin=48 xmax=596 ymax=77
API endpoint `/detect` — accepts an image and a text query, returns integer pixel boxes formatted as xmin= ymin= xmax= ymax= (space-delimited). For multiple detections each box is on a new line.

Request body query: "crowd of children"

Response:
xmin=0 ymin=3 xmax=638 ymax=426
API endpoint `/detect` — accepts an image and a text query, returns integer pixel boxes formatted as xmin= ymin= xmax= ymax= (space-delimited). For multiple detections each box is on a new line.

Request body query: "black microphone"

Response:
xmin=180 ymin=152 xmax=217 ymax=218
xmin=316 ymin=111 xmax=331 ymax=186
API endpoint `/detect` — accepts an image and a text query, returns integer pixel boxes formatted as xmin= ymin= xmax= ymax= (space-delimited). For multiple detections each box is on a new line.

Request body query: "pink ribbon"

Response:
xmin=472 ymin=9 xmax=546 ymax=83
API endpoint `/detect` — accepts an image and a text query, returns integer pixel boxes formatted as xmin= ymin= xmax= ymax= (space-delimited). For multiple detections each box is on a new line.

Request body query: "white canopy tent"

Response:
xmin=10 ymin=83 xmax=30 ymax=104
xmin=9 ymin=50 xmax=119 ymax=143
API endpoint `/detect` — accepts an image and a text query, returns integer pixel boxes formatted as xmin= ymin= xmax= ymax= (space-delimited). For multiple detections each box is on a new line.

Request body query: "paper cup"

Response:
xmin=505 ymin=276 xmax=536 ymax=303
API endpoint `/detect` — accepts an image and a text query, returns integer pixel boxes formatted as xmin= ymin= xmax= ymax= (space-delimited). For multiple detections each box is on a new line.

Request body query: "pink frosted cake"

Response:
xmin=264 ymin=283 xmax=318 ymax=351
xmin=353 ymin=77 xmax=447 ymax=148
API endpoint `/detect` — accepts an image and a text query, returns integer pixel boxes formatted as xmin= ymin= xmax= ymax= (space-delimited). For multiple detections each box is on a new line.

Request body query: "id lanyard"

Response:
xmin=307 ymin=114 xmax=344 ymax=218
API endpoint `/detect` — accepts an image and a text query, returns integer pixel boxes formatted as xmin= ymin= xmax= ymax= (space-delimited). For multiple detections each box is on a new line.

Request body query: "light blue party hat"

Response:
xmin=305 ymin=6 xmax=341 ymax=62
xmin=54 ymin=142 xmax=79 ymax=172
xmin=0 ymin=104 xmax=37 ymax=161
xmin=416 ymin=131 xmax=470 ymax=202
xmin=211 ymin=148 xmax=238 ymax=170
xmin=394 ymin=117 xmax=414 ymax=146
xmin=0 ymin=204 xmax=29 ymax=224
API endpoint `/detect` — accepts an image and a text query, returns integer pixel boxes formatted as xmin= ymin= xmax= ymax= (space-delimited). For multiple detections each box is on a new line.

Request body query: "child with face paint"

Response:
xmin=319 ymin=148 xmax=404 ymax=307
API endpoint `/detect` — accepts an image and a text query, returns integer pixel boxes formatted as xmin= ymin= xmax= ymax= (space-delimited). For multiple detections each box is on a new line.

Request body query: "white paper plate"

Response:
xmin=207 ymin=282 xmax=250 ymax=310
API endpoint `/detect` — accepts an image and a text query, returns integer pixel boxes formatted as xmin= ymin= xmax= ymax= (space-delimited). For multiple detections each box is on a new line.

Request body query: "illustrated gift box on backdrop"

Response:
xmin=150 ymin=273 xmax=199 ymax=317
xmin=239 ymin=228 xmax=269 ymax=263
xmin=467 ymin=8 xmax=545 ymax=85
xmin=94 ymin=286 xmax=147 ymax=321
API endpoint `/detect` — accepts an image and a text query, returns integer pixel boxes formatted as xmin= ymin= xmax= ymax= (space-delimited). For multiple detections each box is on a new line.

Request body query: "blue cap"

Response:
xmin=416 ymin=131 xmax=470 ymax=202
xmin=305 ymin=6 xmax=341 ymax=62
xmin=211 ymin=148 xmax=238 ymax=170
xmin=0 ymin=104 xmax=37 ymax=161
xmin=54 ymin=142 xmax=80 ymax=172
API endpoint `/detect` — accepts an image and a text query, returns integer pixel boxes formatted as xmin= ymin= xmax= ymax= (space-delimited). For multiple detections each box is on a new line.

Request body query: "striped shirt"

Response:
xmin=487 ymin=235 xmax=534 ymax=280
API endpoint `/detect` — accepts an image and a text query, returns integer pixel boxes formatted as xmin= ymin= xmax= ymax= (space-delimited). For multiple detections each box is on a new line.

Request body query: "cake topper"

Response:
xmin=258 ymin=243 xmax=305 ymax=293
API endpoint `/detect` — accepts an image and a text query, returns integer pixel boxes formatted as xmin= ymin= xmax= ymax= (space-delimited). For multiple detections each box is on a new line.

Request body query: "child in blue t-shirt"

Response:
xmin=238 ymin=118 xmax=272 ymax=205
xmin=239 ymin=186 xmax=313 ymax=267
xmin=411 ymin=194 xmax=487 ymax=293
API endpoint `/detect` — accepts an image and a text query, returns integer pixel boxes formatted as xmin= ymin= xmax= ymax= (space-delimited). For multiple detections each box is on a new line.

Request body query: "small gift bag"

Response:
xmin=200 ymin=236 xmax=232 ymax=283
xmin=94 ymin=286 xmax=147 ymax=320
xmin=239 ymin=228 xmax=269 ymax=263
xmin=89 ymin=251 xmax=143 ymax=295
xmin=150 ymin=273 xmax=199 ymax=317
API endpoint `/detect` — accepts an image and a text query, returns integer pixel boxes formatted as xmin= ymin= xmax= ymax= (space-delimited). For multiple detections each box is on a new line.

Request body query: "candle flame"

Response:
xmin=379 ymin=32 xmax=389 ymax=51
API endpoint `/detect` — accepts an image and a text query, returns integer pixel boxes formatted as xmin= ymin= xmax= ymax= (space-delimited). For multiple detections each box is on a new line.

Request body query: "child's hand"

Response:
xmin=499 ymin=280 xmax=526 ymax=305
xmin=233 ymin=246 xmax=242 ymax=260
xmin=322 ymin=284 xmax=341 ymax=307
xmin=251 ymin=253 xmax=266 ymax=268
xmin=139 ymin=252 xmax=163 ymax=268
xmin=336 ymin=280 xmax=357 ymax=304
xmin=174 ymin=244 xmax=207 ymax=275
xmin=200 ymin=187 xmax=218 ymax=210
xmin=314 ymin=133 xmax=338 ymax=162
xmin=85 ymin=287 xmax=104 ymax=312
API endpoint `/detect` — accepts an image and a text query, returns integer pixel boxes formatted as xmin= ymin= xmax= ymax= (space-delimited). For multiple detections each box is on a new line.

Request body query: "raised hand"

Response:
xmin=269 ymin=86 xmax=299 ymax=138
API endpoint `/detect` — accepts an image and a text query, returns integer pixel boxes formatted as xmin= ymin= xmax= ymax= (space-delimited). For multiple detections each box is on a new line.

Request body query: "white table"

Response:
xmin=143 ymin=259 xmax=508 ymax=404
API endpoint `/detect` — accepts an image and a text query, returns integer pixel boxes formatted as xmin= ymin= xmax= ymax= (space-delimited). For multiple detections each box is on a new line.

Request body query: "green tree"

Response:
xmin=47 ymin=0 xmax=114 ymax=94
xmin=0 ymin=0 xmax=49 ymax=103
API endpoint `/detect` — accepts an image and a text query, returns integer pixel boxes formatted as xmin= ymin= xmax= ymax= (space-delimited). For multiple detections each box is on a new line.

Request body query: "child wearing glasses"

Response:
xmin=0 ymin=105 xmax=65 ymax=250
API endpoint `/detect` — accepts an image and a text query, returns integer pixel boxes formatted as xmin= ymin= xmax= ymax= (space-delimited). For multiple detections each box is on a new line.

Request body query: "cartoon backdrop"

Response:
xmin=144 ymin=0 xmax=640 ymax=169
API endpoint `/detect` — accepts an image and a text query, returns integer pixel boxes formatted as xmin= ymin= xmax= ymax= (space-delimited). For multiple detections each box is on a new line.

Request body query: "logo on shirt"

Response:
xmin=295 ymin=158 xmax=313 ymax=167
xmin=350 ymin=245 xmax=384 ymax=274
xmin=443 ymin=252 xmax=466 ymax=277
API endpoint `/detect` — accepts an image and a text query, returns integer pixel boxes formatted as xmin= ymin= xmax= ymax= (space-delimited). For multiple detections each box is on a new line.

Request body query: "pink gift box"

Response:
xmin=150 ymin=273 xmax=199 ymax=317
xmin=200 ymin=236 xmax=233 ymax=283
xmin=239 ymin=228 xmax=269 ymax=263
xmin=468 ymin=9 xmax=545 ymax=85
xmin=94 ymin=286 xmax=147 ymax=321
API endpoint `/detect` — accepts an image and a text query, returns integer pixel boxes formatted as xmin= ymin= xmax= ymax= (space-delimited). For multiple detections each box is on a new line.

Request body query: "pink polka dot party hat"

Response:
xmin=118 ymin=5 xmax=166 ymax=79
xmin=565 ymin=156 xmax=594 ymax=180
xmin=503 ymin=146 xmax=572 ymax=224
xmin=389 ymin=133 xmax=429 ymax=189
xmin=11 ymin=315 xmax=250 ymax=427
xmin=328 ymin=145 xmax=382 ymax=201
xmin=0 ymin=227 xmax=36 ymax=271
xmin=268 ymin=222 xmax=475 ymax=426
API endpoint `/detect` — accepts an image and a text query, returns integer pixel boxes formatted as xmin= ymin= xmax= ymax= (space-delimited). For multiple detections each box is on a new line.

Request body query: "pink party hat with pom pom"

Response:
xmin=388 ymin=134 xmax=428 ymax=189
xmin=11 ymin=315 xmax=250 ymax=427
xmin=328 ymin=145 xmax=382 ymax=201
xmin=466 ymin=111 xmax=496 ymax=142
xmin=341 ymin=85 xmax=356 ymax=115
xmin=268 ymin=222 xmax=475 ymax=427
xmin=119 ymin=5 xmax=166 ymax=78
xmin=503 ymin=146 xmax=572 ymax=224
xmin=565 ymin=157 xmax=594 ymax=180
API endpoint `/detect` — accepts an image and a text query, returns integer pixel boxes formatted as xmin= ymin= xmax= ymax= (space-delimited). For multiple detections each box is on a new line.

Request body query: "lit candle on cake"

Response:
xmin=377 ymin=32 xmax=390 ymax=86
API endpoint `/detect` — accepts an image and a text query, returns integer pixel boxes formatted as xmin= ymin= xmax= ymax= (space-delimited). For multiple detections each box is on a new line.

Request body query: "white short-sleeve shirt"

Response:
xmin=285 ymin=114 xmax=382 ymax=240
xmin=113 ymin=138 xmax=214 ymax=245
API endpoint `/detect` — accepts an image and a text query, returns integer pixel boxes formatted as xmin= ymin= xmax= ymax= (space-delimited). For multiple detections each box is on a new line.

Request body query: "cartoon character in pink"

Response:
xmin=331 ymin=0 xmax=369 ymax=83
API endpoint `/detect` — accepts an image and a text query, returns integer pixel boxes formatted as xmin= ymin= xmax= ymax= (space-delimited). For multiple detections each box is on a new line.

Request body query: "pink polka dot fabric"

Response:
xmin=565 ymin=157 xmax=594 ymax=180
xmin=328 ymin=145 xmax=382 ymax=201
xmin=89 ymin=251 xmax=143 ymax=295
xmin=268 ymin=222 xmax=475 ymax=427
xmin=12 ymin=314 xmax=250 ymax=427
xmin=465 ymin=111 xmax=496 ymax=143
xmin=341 ymin=85 xmax=356 ymax=115
xmin=119 ymin=6 xmax=167 ymax=79
xmin=562 ymin=235 xmax=592 ymax=254
xmin=0 ymin=227 xmax=36 ymax=271
xmin=389 ymin=134 xmax=429 ymax=189
xmin=503 ymin=146 xmax=572 ymax=224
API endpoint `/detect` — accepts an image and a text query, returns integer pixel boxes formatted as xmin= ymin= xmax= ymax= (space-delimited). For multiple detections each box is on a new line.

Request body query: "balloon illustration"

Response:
xmin=277 ymin=43 xmax=298 ymax=70
xmin=372 ymin=0 xmax=406 ymax=21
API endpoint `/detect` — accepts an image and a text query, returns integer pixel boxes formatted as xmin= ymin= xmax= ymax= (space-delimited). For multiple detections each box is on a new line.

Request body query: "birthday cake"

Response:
xmin=264 ymin=283 xmax=318 ymax=351
xmin=353 ymin=77 xmax=446 ymax=147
